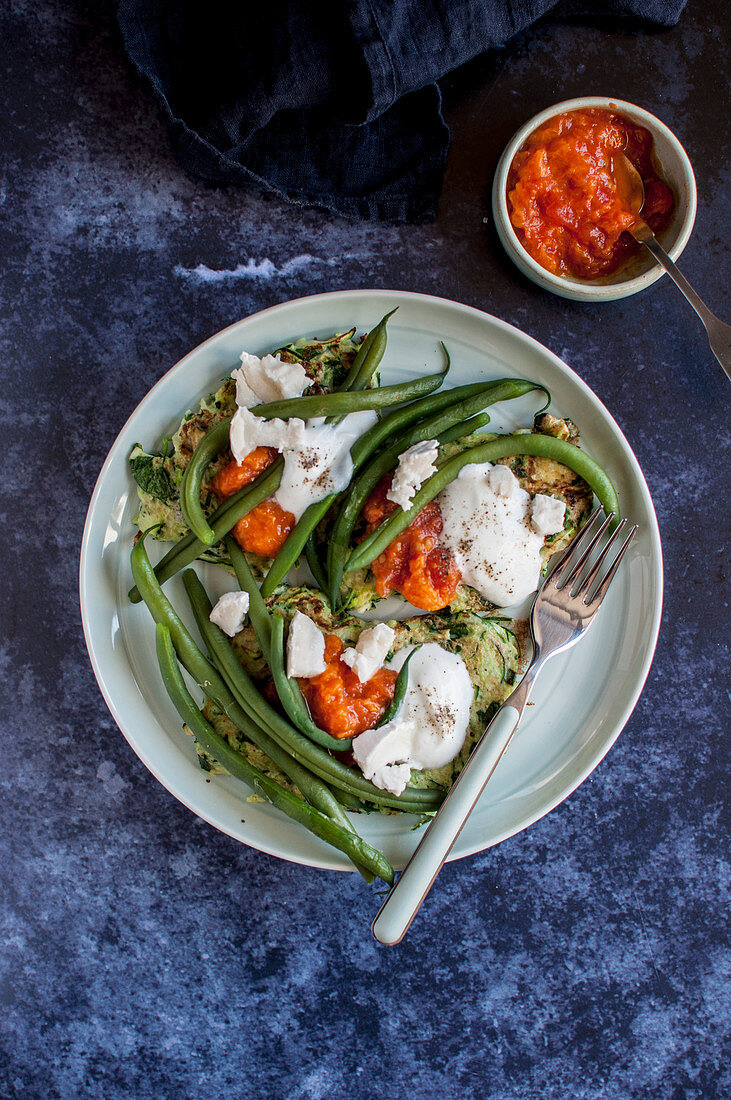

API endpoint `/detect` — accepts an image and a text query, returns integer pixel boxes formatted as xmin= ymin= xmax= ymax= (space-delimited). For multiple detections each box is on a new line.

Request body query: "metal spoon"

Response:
xmin=612 ymin=152 xmax=730 ymax=381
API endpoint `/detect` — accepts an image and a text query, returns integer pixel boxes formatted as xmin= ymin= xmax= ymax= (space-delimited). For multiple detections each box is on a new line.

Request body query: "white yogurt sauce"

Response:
xmin=437 ymin=462 xmax=565 ymax=606
xmin=351 ymin=643 xmax=472 ymax=795
xmin=229 ymin=406 xmax=377 ymax=520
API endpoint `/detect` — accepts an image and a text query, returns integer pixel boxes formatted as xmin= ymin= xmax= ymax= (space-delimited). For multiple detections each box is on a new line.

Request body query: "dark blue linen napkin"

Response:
xmin=118 ymin=0 xmax=687 ymax=223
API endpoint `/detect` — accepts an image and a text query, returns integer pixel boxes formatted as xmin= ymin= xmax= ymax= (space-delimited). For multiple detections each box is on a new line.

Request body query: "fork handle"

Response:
xmin=371 ymin=704 xmax=522 ymax=946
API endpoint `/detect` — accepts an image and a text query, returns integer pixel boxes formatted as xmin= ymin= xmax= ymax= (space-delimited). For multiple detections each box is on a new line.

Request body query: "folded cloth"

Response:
xmin=118 ymin=0 xmax=688 ymax=223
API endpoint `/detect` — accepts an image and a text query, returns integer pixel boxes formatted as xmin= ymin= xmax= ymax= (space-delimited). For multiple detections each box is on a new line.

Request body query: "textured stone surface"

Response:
xmin=1 ymin=3 xmax=728 ymax=1098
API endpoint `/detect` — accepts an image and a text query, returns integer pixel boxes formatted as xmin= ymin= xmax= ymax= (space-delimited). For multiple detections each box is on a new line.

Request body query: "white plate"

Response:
xmin=79 ymin=290 xmax=663 ymax=872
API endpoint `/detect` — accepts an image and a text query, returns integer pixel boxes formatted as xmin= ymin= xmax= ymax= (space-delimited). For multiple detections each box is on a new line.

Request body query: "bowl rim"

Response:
xmin=491 ymin=95 xmax=697 ymax=301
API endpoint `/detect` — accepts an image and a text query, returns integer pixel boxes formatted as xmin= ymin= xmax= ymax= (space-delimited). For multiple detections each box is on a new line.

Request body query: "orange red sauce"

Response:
xmin=212 ymin=447 xmax=295 ymax=558
xmin=362 ymin=475 xmax=461 ymax=612
xmin=507 ymin=108 xmax=674 ymax=279
xmin=298 ymin=634 xmax=397 ymax=739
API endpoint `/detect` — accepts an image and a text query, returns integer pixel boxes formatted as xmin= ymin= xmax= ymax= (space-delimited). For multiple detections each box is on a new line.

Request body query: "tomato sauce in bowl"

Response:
xmin=507 ymin=108 xmax=674 ymax=280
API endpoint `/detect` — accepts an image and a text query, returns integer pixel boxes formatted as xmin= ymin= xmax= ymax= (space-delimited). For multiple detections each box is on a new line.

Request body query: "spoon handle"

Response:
xmin=634 ymin=224 xmax=731 ymax=381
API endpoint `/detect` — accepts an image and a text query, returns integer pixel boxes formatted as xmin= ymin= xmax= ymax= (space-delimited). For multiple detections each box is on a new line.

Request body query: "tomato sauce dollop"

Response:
xmin=211 ymin=447 xmax=296 ymax=558
xmin=361 ymin=475 xmax=461 ymax=612
xmin=299 ymin=634 xmax=397 ymax=739
xmin=507 ymin=108 xmax=674 ymax=279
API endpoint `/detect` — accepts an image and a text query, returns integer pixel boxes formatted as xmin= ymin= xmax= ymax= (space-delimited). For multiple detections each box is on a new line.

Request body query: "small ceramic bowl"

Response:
xmin=491 ymin=96 xmax=697 ymax=302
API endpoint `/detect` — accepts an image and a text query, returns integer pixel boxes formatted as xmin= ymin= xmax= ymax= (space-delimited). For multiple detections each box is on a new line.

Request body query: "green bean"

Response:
xmin=249 ymin=364 xmax=447 ymax=421
xmin=327 ymin=380 xmax=543 ymax=607
xmin=225 ymin=535 xmax=273 ymax=663
xmin=258 ymin=344 xmax=456 ymax=596
xmin=304 ymin=531 xmax=329 ymax=594
xmin=435 ymin=413 xmax=491 ymax=445
xmin=376 ymin=646 xmax=420 ymax=727
xmin=259 ymin=496 xmax=339 ymax=598
xmin=131 ymin=530 xmax=441 ymax=812
xmin=330 ymin=788 xmax=370 ymax=811
xmin=268 ymin=614 xmax=353 ymax=752
xmin=349 ymin=377 xmax=541 ymax=507
xmin=228 ymin=535 xmax=343 ymax=748
xmin=182 ymin=571 xmax=374 ymax=881
xmin=351 ymin=380 xmax=506 ymax=475
xmin=132 ymin=529 xmax=276 ymax=747
xmin=182 ymin=570 xmax=325 ymax=801
xmin=128 ymin=459 xmax=284 ymax=603
xmin=339 ymin=309 xmax=397 ymax=392
xmin=173 ymin=314 xmax=396 ymax=550
xmin=348 ymin=377 xmax=520 ymax=466
xmin=182 ymin=561 xmax=282 ymax=743
xmin=130 ymin=526 xmax=250 ymax=720
xmin=346 ymin=434 xmax=621 ymax=574
xmin=155 ymin=624 xmax=393 ymax=884
xmin=227 ymin=535 xmax=352 ymax=752
xmin=179 ymin=418 xmax=232 ymax=546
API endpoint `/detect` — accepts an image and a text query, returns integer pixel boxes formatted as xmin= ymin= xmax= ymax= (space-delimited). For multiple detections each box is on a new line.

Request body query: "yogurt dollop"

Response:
xmin=351 ymin=643 xmax=472 ymax=795
xmin=229 ymin=406 xmax=377 ymax=520
xmin=437 ymin=462 xmax=565 ymax=606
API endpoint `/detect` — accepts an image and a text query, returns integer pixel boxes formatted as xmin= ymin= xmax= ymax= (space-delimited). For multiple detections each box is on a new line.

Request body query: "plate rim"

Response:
xmin=79 ymin=288 xmax=664 ymax=870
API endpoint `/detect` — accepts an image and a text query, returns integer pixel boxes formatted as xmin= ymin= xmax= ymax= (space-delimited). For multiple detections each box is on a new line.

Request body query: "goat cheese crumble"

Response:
xmin=530 ymin=492 xmax=566 ymax=537
xmin=286 ymin=611 xmax=327 ymax=678
xmin=231 ymin=351 xmax=308 ymax=407
xmin=386 ymin=439 xmax=439 ymax=510
xmin=209 ymin=590 xmax=250 ymax=637
xmin=342 ymin=623 xmax=395 ymax=683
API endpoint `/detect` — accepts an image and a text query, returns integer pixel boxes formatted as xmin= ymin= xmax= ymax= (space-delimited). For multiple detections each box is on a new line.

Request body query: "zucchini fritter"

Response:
xmin=337 ymin=413 xmax=593 ymax=614
xmin=225 ymin=585 xmax=525 ymax=796
xmin=129 ymin=329 xmax=364 ymax=574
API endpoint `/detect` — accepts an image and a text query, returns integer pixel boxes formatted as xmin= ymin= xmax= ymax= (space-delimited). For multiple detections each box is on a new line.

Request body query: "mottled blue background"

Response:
xmin=1 ymin=3 xmax=728 ymax=1098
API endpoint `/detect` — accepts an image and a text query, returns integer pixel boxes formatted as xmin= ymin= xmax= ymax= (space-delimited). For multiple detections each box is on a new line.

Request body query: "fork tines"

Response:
xmin=550 ymin=508 xmax=638 ymax=605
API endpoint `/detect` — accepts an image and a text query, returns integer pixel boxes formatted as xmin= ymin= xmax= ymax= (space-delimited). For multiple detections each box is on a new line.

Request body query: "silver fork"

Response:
xmin=372 ymin=509 xmax=638 ymax=945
